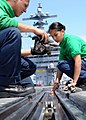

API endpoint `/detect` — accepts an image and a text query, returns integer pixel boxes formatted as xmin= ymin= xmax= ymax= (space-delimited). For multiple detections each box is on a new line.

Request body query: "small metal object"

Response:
xmin=43 ymin=101 xmax=55 ymax=119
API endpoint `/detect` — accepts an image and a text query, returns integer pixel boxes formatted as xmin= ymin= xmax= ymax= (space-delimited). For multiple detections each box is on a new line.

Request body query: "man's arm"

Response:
xmin=21 ymin=49 xmax=32 ymax=57
xmin=55 ymin=69 xmax=63 ymax=84
xmin=72 ymin=54 xmax=81 ymax=86
xmin=18 ymin=23 xmax=48 ymax=41
xmin=50 ymin=69 xmax=63 ymax=94
xmin=50 ymin=69 xmax=63 ymax=95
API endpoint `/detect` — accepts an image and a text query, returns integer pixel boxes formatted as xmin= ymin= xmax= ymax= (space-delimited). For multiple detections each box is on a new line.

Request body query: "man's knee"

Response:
xmin=28 ymin=62 xmax=36 ymax=75
xmin=57 ymin=60 xmax=74 ymax=71
xmin=57 ymin=60 xmax=66 ymax=71
xmin=0 ymin=27 xmax=21 ymax=46
xmin=57 ymin=60 xmax=74 ymax=78
xmin=7 ymin=27 xmax=21 ymax=50
xmin=9 ymin=27 xmax=21 ymax=41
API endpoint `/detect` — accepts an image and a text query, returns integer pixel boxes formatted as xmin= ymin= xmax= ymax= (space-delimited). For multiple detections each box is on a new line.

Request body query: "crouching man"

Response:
xmin=48 ymin=22 xmax=86 ymax=94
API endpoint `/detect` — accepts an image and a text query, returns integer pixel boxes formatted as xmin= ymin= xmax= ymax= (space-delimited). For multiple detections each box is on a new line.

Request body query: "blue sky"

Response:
xmin=16 ymin=0 xmax=86 ymax=49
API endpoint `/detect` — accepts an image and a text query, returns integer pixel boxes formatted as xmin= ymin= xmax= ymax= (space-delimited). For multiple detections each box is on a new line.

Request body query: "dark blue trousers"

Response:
xmin=0 ymin=27 xmax=21 ymax=86
xmin=0 ymin=27 xmax=36 ymax=86
xmin=21 ymin=57 xmax=36 ymax=80
xmin=57 ymin=60 xmax=86 ymax=84
xmin=20 ymin=57 xmax=36 ymax=85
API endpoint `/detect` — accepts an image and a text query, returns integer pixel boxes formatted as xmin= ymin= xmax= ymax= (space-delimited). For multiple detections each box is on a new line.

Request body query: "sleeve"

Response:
xmin=69 ymin=41 xmax=81 ymax=58
xmin=59 ymin=48 xmax=66 ymax=60
xmin=0 ymin=11 xmax=18 ymax=29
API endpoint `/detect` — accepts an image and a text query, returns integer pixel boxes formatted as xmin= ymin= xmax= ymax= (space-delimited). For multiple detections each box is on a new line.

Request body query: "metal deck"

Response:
xmin=0 ymin=86 xmax=86 ymax=120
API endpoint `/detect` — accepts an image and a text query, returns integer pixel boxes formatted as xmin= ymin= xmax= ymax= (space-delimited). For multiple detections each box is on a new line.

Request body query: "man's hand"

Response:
xmin=50 ymin=83 xmax=59 ymax=95
xmin=63 ymin=80 xmax=77 ymax=93
xmin=31 ymin=35 xmax=52 ymax=56
xmin=68 ymin=79 xmax=77 ymax=87
xmin=18 ymin=23 xmax=48 ymax=42
xmin=34 ymin=28 xmax=48 ymax=42
xmin=70 ymin=82 xmax=77 ymax=87
xmin=53 ymin=83 xmax=59 ymax=91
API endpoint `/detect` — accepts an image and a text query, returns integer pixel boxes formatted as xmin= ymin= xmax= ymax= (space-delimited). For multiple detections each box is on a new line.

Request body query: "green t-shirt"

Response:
xmin=0 ymin=0 xmax=18 ymax=29
xmin=59 ymin=34 xmax=86 ymax=60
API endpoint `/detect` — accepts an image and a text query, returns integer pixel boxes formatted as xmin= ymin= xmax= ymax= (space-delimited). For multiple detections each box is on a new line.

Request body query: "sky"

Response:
xmin=16 ymin=0 xmax=86 ymax=49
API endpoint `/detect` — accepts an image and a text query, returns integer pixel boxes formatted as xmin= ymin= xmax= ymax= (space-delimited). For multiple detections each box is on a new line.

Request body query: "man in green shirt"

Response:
xmin=48 ymin=22 xmax=86 ymax=93
xmin=0 ymin=0 xmax=48 ymax=97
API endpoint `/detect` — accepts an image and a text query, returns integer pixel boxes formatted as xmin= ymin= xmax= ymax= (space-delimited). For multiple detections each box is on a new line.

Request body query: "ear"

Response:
xmin=61 ymin=29 xmax=65 ymax=33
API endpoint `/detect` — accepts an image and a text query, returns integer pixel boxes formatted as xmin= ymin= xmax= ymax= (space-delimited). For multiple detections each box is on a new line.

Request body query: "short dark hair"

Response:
xmin=48 ymin=22 xmax=66 ymax=33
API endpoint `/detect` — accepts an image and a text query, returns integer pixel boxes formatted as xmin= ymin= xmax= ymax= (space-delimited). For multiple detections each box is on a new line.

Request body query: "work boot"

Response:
xmin=0 ymin=85 xmax=35 ymax=98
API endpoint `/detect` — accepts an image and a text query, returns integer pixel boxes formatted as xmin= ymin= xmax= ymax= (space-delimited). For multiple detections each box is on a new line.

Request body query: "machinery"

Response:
xmin=22 ymin=3 xmax=57 ymax=29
